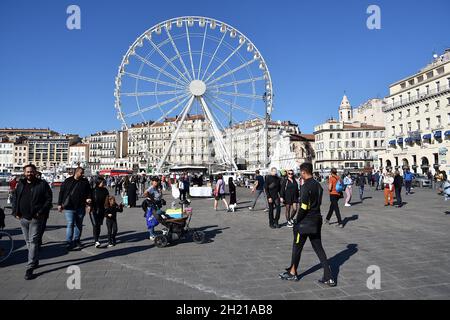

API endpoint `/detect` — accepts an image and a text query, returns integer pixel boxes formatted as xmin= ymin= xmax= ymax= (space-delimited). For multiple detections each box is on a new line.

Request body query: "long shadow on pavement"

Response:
xmin=297 ymin=244 xmax=358 ymax=284
xmin=342 ymin=215 xmax=359 ymax=227
xmin=34 ymin=244 xmax=154 ymax=277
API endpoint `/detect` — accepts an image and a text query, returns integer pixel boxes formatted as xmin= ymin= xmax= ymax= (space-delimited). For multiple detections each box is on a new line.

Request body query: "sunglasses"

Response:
xmin=288 ymin=172 xmax=294 ymax=175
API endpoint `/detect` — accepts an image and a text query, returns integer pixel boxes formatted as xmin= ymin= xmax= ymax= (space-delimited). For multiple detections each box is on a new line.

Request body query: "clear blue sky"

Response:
xmin=1 ymin=0 xmax=449 ymax=137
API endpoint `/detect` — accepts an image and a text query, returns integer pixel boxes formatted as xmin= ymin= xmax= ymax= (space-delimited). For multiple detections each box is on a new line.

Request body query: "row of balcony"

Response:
xmin=383 ymin=84 xmax=450 ymax=112
xmin=388 ymin=129 xmax=450 ymax=146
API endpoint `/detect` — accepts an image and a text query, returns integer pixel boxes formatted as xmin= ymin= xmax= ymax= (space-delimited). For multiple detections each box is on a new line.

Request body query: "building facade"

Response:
xmin=224 ymin=119 xmax=300 ymax=171
xmin=314 ymin=96 xmax=386 ymax=171
xmin=86 ymin=130 xmax=128 ymax=173
xmin=0 ymin=140 xmax=14 ymax=173
xmin=127 ymin=115 xmax=214 ymax=172
xmin=26 ymin=135 xmax=70 ymax=170
xmin=13 ymin=144 xmax=29 ymax=171
xmin=378 ymin=49 xmax=450 ymax=175
xmin=69 ymin=144 xmax=89 ymax=168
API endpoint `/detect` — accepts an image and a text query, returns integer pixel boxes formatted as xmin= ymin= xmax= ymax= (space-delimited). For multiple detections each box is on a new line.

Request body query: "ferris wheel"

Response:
xmin=114 ymin=16 xmax=273 ymax=173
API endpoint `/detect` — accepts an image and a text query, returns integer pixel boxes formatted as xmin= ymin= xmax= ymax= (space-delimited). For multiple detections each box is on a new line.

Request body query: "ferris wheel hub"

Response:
xmin=189 ymin=80 xmax=207 ymax=96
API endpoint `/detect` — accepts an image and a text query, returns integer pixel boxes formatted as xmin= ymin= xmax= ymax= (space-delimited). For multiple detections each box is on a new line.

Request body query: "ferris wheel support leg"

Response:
xmin=155 ymin=95 xmax=196 ymax=174
xmin=199 ymin=96 xmax=238 ymax=171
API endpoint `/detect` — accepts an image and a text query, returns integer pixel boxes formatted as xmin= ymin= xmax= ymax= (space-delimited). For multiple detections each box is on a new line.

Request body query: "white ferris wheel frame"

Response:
xmin=114 ymin=16 xmax=274 ymax=174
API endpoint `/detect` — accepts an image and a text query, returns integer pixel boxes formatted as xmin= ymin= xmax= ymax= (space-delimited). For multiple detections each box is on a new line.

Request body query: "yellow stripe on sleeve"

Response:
xmin=301 ymin=203 xmax=308 ymax=210
xmin=296 ymin=232 xmax=300 ymax=244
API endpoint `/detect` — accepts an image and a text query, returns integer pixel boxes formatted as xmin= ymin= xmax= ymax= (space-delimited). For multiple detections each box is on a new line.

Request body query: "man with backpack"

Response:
xmin=325 ymin=168 xmax=344 ymax=228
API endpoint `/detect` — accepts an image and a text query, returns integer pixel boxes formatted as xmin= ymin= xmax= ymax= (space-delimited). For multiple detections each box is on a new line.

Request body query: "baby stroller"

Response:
xmin=154 ymin=200 xmax=205 ymax=248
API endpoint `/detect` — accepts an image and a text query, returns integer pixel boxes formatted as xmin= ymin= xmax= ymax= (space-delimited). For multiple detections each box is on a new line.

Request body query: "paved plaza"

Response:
xmin=1 ymin=184 xmax=450 ymax=300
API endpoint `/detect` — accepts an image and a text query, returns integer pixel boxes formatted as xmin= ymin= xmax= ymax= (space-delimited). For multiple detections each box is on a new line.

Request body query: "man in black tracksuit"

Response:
xmin=265 ymin=167 xmax=281 ymax=229
xmin=279 ymin=162 xmax=335 ymax=287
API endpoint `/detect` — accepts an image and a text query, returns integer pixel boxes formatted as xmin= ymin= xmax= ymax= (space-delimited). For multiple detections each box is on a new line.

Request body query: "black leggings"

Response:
xmin=290 ymin=221 xmax=332 ymax=281
xmin=285 ymin=203 xmax=298 ymax=221
xmin=89 ymin=213 xmax=103 ymax=243
xmin=268 ymin=197 xmax=281 ymax=226
xmin=106 ymin=219 xmax=118 ymax=244
xmin=326 ymin=195 xmax=342 ymax=224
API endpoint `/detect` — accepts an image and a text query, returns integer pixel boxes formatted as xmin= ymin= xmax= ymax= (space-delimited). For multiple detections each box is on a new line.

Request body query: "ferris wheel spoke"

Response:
xmin=206 ymin=58 xmax=258 ymax=86
xmin=201 ymin=31 xmax=227 ymax=81
xmin=209 ymin=94 xmax=263 ymax=119
xmin=156 ymin=95 xmax=196 ymax=172
xmin=134 ymin=53 xmax=187 ymax=86
xmin=185 ymin=24 xmax=196 ymax=80
xmin=204 ymin=94 xmax=239 ymax=124
xmin=147 ymin=38 xmax=191 ymax=84
xmin=214 ymin=90 xmax=262 ymax=100
xmin=197 ymin=26 xmax=208 ymax=79
xmin=165 ymin=27 xmax=193 ymax=82
xmin=199 ymin=96 xmax=238 ymax=170
xmin=208 ymin=76 xmax=264 ymax=90
xmin=204 ymin=41 xmax=246 ymax=83
xmin=122 ymin=89 xmax=187 ymax=97
xmin=150 ymin=95 xmax=191 ymax=125
xmin=123 ymin=72 xmax=186 ymax=90
xmin=125 ymin=93 xmax=190 ymax=118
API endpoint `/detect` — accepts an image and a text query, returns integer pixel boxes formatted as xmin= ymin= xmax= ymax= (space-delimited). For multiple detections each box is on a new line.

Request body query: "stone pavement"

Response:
xmin=1 ymin=184 xmax=450 ymax=300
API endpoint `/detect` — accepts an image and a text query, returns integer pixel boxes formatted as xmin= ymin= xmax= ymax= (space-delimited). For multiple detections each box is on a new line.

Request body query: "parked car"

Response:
xmin=412 ymin=174 xmax=432 ymax=188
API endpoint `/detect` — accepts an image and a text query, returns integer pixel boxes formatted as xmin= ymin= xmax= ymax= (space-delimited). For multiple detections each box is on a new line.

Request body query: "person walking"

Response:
xmin=356 ymin=172 xmax=366 ymax=202
xmin=58 ymin=167 xmax=93 ymax=251
xmin=11 ymin=164 xmax=53 ymax=280
xmin=179 ymin=176 xmax=187 ymax=201
xmin=89 ymin=177 xmax=109 ymax=248
xmin=248 ymin=170 xmax=268 ymax=211
xmin=403 ymin=168 xmax=414 ymax=195
xmin=265 ymin=167 xmax=281 ymax=229
xmin=126 ymin=176 xmax=138 ymax=208
xmin=374 ymin=171 xmax=380 ymax=190
xmin=383 ymin=172 xmax=395 ymax=206
xmin=104 ymin=196 xmax=124 ymax=247
xmin=393 ymin=170 xmax=403 ymax=207
xmin=343 ymin=173 xmax=353 ymax=207
xmin=325 ymin=168 xmax=344 ymax=227
xmin=183 ymin=175 xmax=190 ymax=201
xmin=436 ymin=170 xmax=445 ymax=194
xmin=114 ymin=177 xmax=123 ymax=196
xmin=214 ymin=174 xmax=230 ymax=211
xmin=228 ymin=177 xmax=237 ymax=212
xmin=280 ymin=170 xmax=299 ymax=228
xmin=279 ymin=163 xmax=336 ymax=286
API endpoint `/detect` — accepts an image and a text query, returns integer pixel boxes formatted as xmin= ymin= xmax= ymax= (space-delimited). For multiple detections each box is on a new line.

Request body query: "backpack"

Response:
xmin=336 ymin=180 xmax=344 ymax=193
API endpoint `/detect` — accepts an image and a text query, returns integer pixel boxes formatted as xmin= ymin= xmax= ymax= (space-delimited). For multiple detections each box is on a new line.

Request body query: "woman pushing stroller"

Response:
xmin=142 ymin=177 xmax=166 ymax=241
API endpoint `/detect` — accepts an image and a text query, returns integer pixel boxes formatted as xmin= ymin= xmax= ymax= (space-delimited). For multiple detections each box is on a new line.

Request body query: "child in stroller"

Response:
xmin=142 ymin=196 xmax=205 ymax=247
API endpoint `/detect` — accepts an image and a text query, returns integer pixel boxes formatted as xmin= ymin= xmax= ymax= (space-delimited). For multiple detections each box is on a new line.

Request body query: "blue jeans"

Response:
xmin=65 ymin=208 xmax=86 ymax=243
xmin=359 ymin=186 xmax=364 ymax=201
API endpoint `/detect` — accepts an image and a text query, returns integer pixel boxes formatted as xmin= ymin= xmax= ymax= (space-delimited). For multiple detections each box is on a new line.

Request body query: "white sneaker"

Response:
xmin=94 ymin=241 xmax=101 ymax=248
xmin=287 ymin=221 xmax=293 ymax=228
xmin=107 ymin=243 xmax=114 ymax=248
xmin=149 ymin=236 xmax=156 ymax=241
xmin=345 ymin=203 xmax=351 ymax=207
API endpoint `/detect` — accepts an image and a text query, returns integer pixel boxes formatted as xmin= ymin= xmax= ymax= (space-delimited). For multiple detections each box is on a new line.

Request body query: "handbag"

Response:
xmin=296 ymin=214 xmax=321 ymax=236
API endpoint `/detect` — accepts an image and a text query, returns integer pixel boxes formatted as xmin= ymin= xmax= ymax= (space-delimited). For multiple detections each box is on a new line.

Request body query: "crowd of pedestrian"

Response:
xmin=5 ymin=162 xmax=449 ymax=286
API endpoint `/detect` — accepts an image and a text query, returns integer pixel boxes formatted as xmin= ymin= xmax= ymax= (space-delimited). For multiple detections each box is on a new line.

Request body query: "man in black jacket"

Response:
xmin=58 ymin=167 xmax=92 ymax=250
xmin=12 ymin=164 xmax=53 ymax=280
xmin=265 ymin=167 xmax=281 ymax=229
